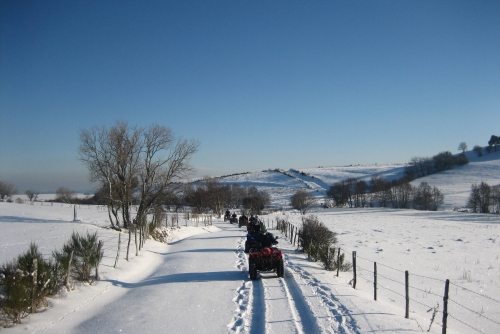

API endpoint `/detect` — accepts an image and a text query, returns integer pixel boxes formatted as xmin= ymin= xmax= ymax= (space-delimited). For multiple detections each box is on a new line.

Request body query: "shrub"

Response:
xmin=0 ymin=243 xmax=59 ymax=324
xmin=299 ymin=215 xmax=350 ymax=271
xmin=150 ymin=227 xmax=169 ymax=243
xmin=55 ymin=231 xmax=104 ymax=282
xmin=300 ymin=215 xmax=337 ymax=254
xmin=316 ymin=245 xmax=352 ymax=272
xmin=455 ymin=153 xmax=469 ymax=166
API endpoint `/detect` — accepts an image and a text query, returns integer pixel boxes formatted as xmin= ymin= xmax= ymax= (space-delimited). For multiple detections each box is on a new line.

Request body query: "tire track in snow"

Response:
xmin=229 ymin=234 xmax=327 ymax=334
xmin=226 ymin=234 xmax=266 ymax=334
xmin=286 ymin=255 xmax=360 ymax=334
xmin=249 ymin=279 xmax=266 ymax=334
xmin=258 ymin=254 xmax=322 ymax=333
xmin=281 ymin=266 xmax=323 ymax=334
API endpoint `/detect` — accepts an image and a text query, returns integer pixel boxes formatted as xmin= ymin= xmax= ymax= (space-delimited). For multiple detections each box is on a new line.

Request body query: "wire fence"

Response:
xmin=270 ymin=216 xmax=500 ymax=334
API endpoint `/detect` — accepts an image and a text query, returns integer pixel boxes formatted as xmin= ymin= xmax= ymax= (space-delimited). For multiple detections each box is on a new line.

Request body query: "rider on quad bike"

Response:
xmin=238 ymin=214 xmax=248 ymax=228
xmin=247 ymin=225 xmax=284 ymax=280
xmin=244 ymin=216 xmax=264 ymax=252
xmin=251 ymin=215 xmax=261 ymax=233
xmin=229 ymin=212 xmax=238 ymax=224
xmin=255 ymin=224 xmax=278 ymax=247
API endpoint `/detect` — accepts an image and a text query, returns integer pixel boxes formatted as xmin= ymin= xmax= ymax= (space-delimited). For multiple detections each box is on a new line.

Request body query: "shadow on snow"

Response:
xmin=107 ymin=270 xmax=244 ymax=288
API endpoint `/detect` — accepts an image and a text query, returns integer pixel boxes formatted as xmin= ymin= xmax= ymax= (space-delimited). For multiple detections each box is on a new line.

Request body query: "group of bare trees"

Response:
xmin=0 ymin=180 xmax=17 ymax=201
xmin=78 ymin=121 xmax=199 ymax=231
xmin=184 ymin=180 xmax=270 ymax=216
xmin=467 ymin=182 xmax=500 ymax=214
xmin=404 ymin=151 xmax=468 ymax=180
xmin=326 ymin=175 xmax=444 ymax=211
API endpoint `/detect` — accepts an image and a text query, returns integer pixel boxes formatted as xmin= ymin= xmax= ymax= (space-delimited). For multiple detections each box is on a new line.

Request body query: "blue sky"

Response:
xmin=1 ymin=1 xmax=499 ymax=193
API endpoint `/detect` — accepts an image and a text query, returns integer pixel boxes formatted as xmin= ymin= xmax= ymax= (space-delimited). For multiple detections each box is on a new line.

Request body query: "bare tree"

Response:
xmin=79 ymin=121 xmax=199 ymax=232
xmin=228 ymin=184 xmax=246 ymax=209
xmin=467 ymin=182 xmax=491 ymax=213
xmin=203 ymin=178 xmax=231 ymax=217
xmin=389 ymin=181 xmax=414 ymax=209
xmin=290 ymin=189 xmax=317 ymax=214
xmin=0 ymin=180 xmax=17 ymax=200
xmin=242 ymin=186 xmax=270 ymax=214
xmin=25 ymin=190 xmax=39 ymax=202
xmin=184 ymin=183 xmax=208 ymax=214
xmin=490 ymin=186 xmax=500 ymax=214
xmin=79 ymin=122 xmax=142 ymax=228
xmin=458 ymin=142 xmax=468 ymax=153
xmin=414 ymin=182 xmax=433 ymax=210
xmin=368 ymin=174 xmax=391 ymax=207
xmin=354 ymin=180 xmax=368 ymax=208
xmin=55 ymin=187 xmax=75 ymax=203
xmin=430 ymin=186 xmax=444 ymax=211
xmin=326 ymin=179 xmax=349 ymax=207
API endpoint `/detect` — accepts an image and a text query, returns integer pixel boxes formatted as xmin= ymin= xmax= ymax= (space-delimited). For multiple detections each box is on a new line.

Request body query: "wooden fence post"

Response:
xmin=114 ymin=234 xmax=121 ymax=268
xmin=442 ymin=279 xmax=450 ymax=334
xmin=374 ymin=262 xmax=377 ymax=301
xmin=126 ymin=228 xmax=131 ymax=261
xmin=337 ymin=247 xmax=341 ymax=277
xmin=352 ymin=251 xmax=357 ymax=289
xmin=405 ymin=270 xmax=410 ymax=319
xmin=135 ymin=225 xmax=139 ymax=256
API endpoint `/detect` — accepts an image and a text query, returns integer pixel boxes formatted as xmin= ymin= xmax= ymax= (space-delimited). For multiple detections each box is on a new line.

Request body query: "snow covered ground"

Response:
xmin=1 ymin=151 xmax=500 ymax=333
xmin=2 ymin=202 xmax=499 ymax=333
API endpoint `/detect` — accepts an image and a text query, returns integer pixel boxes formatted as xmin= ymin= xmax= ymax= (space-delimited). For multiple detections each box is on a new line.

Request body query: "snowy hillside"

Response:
xmin=410 ymin=150 xmax=500 ymax=210
xmin=215 ymin=150 xmax=500 ymax=209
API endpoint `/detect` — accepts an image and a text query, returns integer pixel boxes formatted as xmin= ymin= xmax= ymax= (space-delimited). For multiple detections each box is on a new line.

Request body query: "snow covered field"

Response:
xmin=1 ymin=152 xmax=500 ymax=333
xmin=2 ymin=202 xmax=499 ymax=333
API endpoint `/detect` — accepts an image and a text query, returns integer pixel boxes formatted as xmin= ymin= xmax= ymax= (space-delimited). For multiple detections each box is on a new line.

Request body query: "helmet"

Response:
xmin=260 ymin=225 xmax=267 ymax=233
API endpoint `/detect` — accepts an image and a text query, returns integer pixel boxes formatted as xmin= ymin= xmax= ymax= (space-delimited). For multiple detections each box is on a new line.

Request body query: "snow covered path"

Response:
xmin=72 ymin=222 xmax=245 ymax=333
xmin=229 ymin=232 xmax=359 ymax=334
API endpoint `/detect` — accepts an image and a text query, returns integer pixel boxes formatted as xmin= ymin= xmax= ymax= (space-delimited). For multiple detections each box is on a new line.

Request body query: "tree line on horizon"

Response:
xmin=2 ymin=133 xmax=500 ymax=214
xmin=325 ymin=176 xmax=444 ymax=211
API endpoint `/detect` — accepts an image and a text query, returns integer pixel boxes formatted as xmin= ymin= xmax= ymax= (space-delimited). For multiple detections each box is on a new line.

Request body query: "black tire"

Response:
xmin=249 ymin=260 xmax=257 ymax=280
xmin=244 ymin=240 xmax=250 ymax=253
xmin=277 ymin=258 xmax=285 ymax=278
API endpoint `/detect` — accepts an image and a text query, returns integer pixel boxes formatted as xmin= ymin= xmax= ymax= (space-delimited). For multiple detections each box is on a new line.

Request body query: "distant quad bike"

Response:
xmin=238 ymin=216 xmax=248 ymax=228
xmin=248 ymin=240 xmax=284 ymax=280
xmin=229 ymin=216 xmax=238 ymax=224
xmin=224 ymin=213 xmax=230 ymax=222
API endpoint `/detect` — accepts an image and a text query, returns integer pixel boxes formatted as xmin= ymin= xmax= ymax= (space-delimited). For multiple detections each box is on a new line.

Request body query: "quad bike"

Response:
xmin=224 ymin=213 xmax=230 ymax=222
xmin=238 ymin=217 xmax=248 ymax=228
xmin=247 ymin=239 xmax=284 ymax=280
xmin=229 ymin=216 xmax=238 ymax=224
xmin=244 ymin=228 xmax=264 ymax=253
